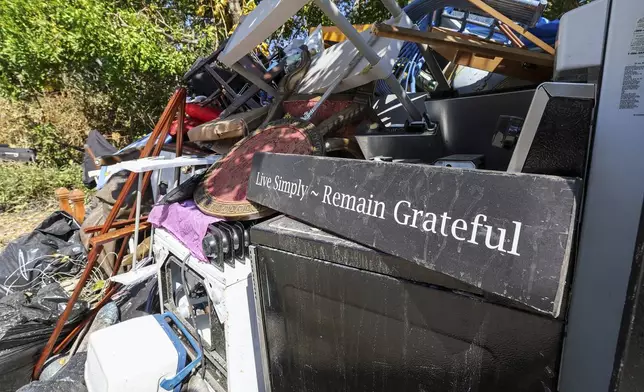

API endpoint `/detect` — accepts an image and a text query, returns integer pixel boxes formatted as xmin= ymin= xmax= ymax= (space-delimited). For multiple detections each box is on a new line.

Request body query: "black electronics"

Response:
xmin=0 ymin=145 xmax=36 ymax=163
xmin=250 ymin=215 xmax=565 ymax=392
xmin=424 ymin=89 xmax=535 ymax=171
xmin=491 ymin=115 xmax=525 ymax=149
xmin=506 ymin=82 xmax=595 ymax=177
xmin=203 ymin=221 xmax=254 ymax=270
xmin=434 ymin=154 xmax=485 ymax=169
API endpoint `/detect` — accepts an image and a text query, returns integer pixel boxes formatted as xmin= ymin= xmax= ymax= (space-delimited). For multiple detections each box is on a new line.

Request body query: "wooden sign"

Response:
xmin=247 ymin=153 xmax=581 ymax=317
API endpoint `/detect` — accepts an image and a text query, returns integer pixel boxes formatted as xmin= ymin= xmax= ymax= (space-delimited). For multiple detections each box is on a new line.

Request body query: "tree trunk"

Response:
xmin=228 ymin=0 xmax=243 ymax=25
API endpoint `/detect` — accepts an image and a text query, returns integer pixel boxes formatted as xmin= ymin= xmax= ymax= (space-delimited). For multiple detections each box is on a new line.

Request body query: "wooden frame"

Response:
xmin=33 ymin=88 xmax=187 ymax=379
xmin=466 ymin=0 xmax=555 ymax=55
xmin=373 ymin=23 xmax=553 ymax=83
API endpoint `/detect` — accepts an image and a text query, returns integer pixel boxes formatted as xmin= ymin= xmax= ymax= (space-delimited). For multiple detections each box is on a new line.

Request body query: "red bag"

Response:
xmin=185 ymin=103 xmax=222 ymax=122
xmin=169 ymin=118 xmax=201 ymax=136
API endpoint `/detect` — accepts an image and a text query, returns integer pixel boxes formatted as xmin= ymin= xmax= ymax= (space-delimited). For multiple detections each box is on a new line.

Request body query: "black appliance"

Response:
xmin=250 ymin=215 xmax=564 ymax=392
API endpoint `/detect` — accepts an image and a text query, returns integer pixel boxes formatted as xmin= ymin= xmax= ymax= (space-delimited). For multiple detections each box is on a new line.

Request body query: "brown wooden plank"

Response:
xmin=373 ymin=24 xmax=553 ymax=67
xmin=89 ymin=222 xmax=151 ymax=247
xmin=83 ymin=216 xmax=149 ymax=234
xmin=432 ymin=45 xmax=552 ymax=82
xmin=33 ymin=88 xmax=186 ymax=380
xmin=466 ymin=0 xmax=555 ymax=55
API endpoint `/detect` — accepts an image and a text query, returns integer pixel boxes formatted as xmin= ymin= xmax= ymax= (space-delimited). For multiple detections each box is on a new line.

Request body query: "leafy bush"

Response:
xmin=0 ymin=163 xmax=87 ymax=212
xmin=0 ymin=0 xmax=227 ymax=143
xmin=28 ymin=124 xmax=83 ymax=167
xmin=0 ymin=93 xmax=92 ymax=167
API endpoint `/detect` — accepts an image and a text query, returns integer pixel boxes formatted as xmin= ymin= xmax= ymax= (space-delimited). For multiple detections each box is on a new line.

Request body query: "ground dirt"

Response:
xmin=0 ymin=202 xmax=57 ymax=251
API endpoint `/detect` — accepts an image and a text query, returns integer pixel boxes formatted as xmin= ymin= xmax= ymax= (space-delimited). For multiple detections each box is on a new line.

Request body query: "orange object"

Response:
xmin=33 ymin=88 xmax=187 ymax=380
xmin=69 ymin=189 xmax=86 ymax=223
xmin=54 ymin=188 xmax=72 ymax=215
xmin=311 ymin=24 xmax=372 ymax=44
xmin=498 ymin=22 xmax=525 ymax=48
xmin=466 ymin=0 xmax=555 ymax=55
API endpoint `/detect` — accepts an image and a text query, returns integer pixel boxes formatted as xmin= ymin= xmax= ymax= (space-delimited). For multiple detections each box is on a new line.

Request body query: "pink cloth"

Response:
xmin=148 ymin=200 xmax=222 ymax=261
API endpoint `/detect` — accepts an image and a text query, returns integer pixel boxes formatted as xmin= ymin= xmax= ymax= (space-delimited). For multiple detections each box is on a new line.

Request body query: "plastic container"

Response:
xmin=84 ymin=312 xmax=202 ymax=392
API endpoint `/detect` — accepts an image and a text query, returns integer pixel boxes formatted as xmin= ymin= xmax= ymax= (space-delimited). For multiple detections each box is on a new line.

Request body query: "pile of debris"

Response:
xmin=0 ymin=0 xmax=610 ymax=390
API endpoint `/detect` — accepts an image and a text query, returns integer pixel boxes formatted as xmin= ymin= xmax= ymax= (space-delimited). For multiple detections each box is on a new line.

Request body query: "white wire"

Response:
xmin=1 ymin=250 xmax=117 ymax=305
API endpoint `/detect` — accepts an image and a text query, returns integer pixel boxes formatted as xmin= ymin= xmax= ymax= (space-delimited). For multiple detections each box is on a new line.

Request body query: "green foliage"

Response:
xmin=0 ymin=93 xmax=92 ymax=168
xmin=0 ymin=0 xmax=229 ymax=142
xmin=543 ymin=0 xmax=588 ymax=20
xmin=0 ymin=163 xmax=87 ymax=212
xmin=277 ymin=0 xmax=409 ymax=45
xmin=29 ymin=124 xmax=83 ymax=168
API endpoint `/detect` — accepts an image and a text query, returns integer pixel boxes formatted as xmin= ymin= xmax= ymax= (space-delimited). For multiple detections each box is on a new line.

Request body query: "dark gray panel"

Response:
xmin=255 ymin=246 xmax=563 ymax=392
xmin=424 ymin=90 xmax=535 ymax=171
xmin=247 ymin=153 xmax=580 ymax=317
xmin=251 ymin=215 xmax=483 ymax=294
xmin=611 ymin=200 xmax=644 ymax=392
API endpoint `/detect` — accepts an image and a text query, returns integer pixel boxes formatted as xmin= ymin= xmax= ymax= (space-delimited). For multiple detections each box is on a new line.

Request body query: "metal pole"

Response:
xmin=312 ymin=0 xmax=422 ymax=121
xmin=231 ymin=63 xmax=278 ymax=98
xmin=379 ymin=0 xmax=403 ymax=17
xmin=379 ymin=0 xmax=450 ymax=92
xmin=304 ymin=34 xmax=380 ymax=121
xmin=133 ymin=173 xmax=143 ymax=269
xmin=149 ymin=168 xmax=164 ymax=261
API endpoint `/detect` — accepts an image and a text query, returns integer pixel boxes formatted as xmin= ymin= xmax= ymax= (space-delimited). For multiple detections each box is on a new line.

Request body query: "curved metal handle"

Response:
xmin=158 ymin=311 xmax=203 ymax=391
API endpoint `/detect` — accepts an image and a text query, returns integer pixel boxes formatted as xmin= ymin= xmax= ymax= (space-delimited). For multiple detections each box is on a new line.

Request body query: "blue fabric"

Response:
xmin=376 ymin=0 xmax=559 ymax=95
xmin=521 ymin=19 xmax=560 ymax=48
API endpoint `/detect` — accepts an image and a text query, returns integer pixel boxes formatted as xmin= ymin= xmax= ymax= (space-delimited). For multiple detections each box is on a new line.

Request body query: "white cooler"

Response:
xmin=85 ymin=312 xmax=202 ymax=392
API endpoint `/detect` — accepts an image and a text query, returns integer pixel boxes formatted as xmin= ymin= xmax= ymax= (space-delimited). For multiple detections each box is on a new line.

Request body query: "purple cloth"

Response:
xmin=148 ymin=200 xmax=222 ymax=261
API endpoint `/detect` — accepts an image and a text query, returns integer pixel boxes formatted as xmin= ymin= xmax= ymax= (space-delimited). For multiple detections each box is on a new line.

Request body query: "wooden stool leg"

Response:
xmin=54 ymin=188 xmax=72 ymax=215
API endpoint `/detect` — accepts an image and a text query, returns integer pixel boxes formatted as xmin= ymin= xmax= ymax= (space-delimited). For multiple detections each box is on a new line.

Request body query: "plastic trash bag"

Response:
xmin=0 ymin=283 xmax=88 ymax=392
xmin=17 ymin=352 xmax=88 ymax=392
xmin=0 ymin=211 xmax=84 ymax=298
xmin=76 ymin=302 xmax=119 ymax=353
xmin=306 ymin=25 xmax=324 ymax=57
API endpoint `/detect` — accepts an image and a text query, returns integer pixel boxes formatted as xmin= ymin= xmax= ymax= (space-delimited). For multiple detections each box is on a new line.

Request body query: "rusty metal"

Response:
xmin=112 ymin=98 xmax=186 ymax=270
xmin=53 ymin=285 xmax=119 ymax=355
xmin=33 ymin=88 xmax=187 ymax=379
xmin=499 ymin=22 xmax=525 ymax=48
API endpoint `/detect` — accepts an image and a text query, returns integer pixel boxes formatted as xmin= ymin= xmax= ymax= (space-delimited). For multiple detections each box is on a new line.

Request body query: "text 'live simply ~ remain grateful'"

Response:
xmin=255 ymin=171 xmax=523 ymax=256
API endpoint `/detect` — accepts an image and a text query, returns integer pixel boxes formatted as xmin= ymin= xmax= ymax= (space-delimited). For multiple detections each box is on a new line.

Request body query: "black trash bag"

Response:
xmin=50 ymin=352 xmax=87 ymax=382
xmin=82 ymin=130 xmax=117 ymax=188
xmin=115 ymin=276 xmax=159 ymax=321
xmin=77 ymin=302 xmax=119 ymax=353
xmin=0 ymin=283 xmax=89 ymax=392
xmin=158 ymin=171 xmax=205 ymax=205
xmin=0 ymin=211 xmax=84 ymax=298
xmin=15 ymin=380 xmax=87 ymax=392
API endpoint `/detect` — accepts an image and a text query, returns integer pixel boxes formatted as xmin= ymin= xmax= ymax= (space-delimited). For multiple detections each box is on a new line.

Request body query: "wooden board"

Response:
xmin=467 ymin=0 xmax=555 ymax=55
xmin=431 ymin=45 xmax=552 ymax=82
xmin=89 ymin=222 xmax=151 ymax=247
xmin=373 ymin=24 xmax=554 ymax=67
xmin=309 ymin=24 xmax=373 ymax=43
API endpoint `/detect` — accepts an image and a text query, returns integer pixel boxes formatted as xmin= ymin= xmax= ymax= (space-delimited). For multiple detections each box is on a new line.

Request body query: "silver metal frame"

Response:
xmin=559 ymin=0 xmax=644 ymax=391
xmin=311 ymin=0 xmax=422 ymax=121
xmin=506 ymin=82 xmax=595 ymax=173
xmin=249 ymin=245 xmax=272 ymax=392
xmin=231 ymin=63 xmax=279 ymax=98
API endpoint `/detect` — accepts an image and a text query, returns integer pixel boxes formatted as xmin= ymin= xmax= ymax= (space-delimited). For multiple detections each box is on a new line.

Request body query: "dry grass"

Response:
xmin=0 ymin=201 xmax=57 ymax=251
xmin=0 ymin=91 xmax=91 ymax=148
